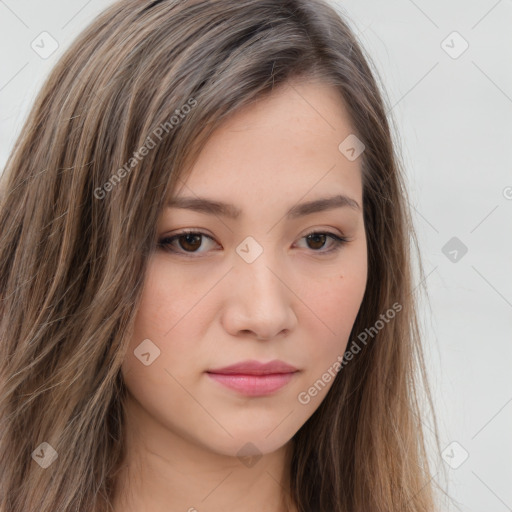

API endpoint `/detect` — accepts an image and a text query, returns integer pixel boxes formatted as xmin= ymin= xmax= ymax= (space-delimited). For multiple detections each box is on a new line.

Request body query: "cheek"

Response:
xmin=305 ymin=277 xmax=365 ymax=359
xmin=300 ymin=252 xmax=367 ymax=364
xmin=122 ymin=261 xmax=187 ymax=377
xmin=120 ymin=261 xmax=205 ymax=428
xmin=294 ymin=273 xmax=366 ymax=411
xmin=130 ymin=257 xmax=204 ymax=338
xmin=123 ymin=256 xmax=222 ymax=389
xmin=305 ymin=251 xmax=367 ymax=331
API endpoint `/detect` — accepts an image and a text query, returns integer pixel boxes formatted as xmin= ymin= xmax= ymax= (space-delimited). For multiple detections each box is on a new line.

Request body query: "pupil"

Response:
xmin=307 ymin=233 xmax=326 ymax=250
xmin=180 ymin=234 xmax=201 ymax=251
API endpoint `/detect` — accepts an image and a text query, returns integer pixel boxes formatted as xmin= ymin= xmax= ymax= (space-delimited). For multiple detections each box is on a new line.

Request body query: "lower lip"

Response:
xmin=206 ymin=372 xmax=296 ymax=396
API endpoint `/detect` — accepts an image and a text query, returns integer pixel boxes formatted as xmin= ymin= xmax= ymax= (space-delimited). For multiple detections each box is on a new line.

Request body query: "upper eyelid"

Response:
xmin=161 ymin=228 xmax=345 ymax=241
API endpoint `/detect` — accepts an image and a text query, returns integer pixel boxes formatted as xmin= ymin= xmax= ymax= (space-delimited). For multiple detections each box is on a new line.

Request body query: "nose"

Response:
xmin=221 ymin=250 xmax=297 ymax=341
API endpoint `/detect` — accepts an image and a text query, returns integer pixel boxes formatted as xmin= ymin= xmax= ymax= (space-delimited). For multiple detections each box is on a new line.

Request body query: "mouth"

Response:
xmin=206 ymin=359 xmax=299 ymax=396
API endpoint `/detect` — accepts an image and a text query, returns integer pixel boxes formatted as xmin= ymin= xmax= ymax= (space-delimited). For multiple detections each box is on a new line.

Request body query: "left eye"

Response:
xmin=296 ymin=231 xmax=348 ymax=252
xmin=157 ymin=230 xmax=349 ymax=257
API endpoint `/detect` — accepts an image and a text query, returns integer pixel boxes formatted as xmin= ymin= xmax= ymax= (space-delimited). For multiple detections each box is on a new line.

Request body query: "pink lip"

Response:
xmin=206 ymin=359 xmax=299 ymax=396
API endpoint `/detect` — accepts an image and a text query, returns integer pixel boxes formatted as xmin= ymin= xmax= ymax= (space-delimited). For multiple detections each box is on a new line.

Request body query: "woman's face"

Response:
xmin=122 ymin=79 xmax=368 ymax=459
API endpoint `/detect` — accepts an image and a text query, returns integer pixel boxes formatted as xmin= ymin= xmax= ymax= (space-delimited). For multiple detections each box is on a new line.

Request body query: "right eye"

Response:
xmin=157 ymin=230 xmax=220 ymax=257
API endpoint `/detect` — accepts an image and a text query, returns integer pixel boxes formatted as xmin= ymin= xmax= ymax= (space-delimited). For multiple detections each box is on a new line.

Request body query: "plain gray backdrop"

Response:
xmin=1 ymin=1 xmax=511 ymax=511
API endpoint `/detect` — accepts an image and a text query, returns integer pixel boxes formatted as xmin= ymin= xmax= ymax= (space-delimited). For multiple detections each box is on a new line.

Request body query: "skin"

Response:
xmin=114 ymin=79 xmax=368 ymax=512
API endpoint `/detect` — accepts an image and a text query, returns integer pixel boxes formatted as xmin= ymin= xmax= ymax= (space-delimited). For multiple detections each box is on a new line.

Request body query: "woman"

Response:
xmin=0 ymin=0 xmax=445 ymax=510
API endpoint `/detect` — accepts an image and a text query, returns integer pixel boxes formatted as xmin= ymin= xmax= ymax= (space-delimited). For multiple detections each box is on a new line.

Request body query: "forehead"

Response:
xmin=170 ymin=80 xmax=362 ymax=208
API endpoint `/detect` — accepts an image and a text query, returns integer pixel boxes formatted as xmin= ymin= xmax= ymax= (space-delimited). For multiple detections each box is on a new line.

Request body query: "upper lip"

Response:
xmin=207 ymin=359 xmax=298 ymax=375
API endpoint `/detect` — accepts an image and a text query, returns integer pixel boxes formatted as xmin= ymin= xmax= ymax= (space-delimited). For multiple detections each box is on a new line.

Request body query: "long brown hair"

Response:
xmin=0 ymin=0 xmax=446 ymax=510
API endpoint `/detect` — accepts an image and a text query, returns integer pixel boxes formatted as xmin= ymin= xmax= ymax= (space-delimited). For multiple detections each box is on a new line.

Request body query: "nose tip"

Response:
xmin=221 ymin=253 xmax=297 ymax=341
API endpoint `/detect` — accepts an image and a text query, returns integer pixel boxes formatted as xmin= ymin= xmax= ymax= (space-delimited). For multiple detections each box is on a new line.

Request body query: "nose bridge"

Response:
xmin=235 ymin=240 xmax=285 ymax=305
xmin=224 ymin=238 xmax=296 ymax=339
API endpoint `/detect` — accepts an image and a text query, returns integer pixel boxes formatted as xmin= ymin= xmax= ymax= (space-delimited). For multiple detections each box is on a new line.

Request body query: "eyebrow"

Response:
xmin=166 ymin=194 xmax=361 ymax=219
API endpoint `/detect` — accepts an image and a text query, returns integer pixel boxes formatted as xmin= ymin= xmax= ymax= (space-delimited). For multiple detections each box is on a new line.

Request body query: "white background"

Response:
xmin=1 ymin=1 xmax=511 ymax=511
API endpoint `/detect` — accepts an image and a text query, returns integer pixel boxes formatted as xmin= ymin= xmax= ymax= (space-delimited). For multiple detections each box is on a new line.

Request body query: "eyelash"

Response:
xmin=157 ymin=229 xmax=349 ymax=258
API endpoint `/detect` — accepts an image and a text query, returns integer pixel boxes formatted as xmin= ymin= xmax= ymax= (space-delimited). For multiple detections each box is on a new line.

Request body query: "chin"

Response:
xmin=197 ymin=429 xmax=293 ymax=460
